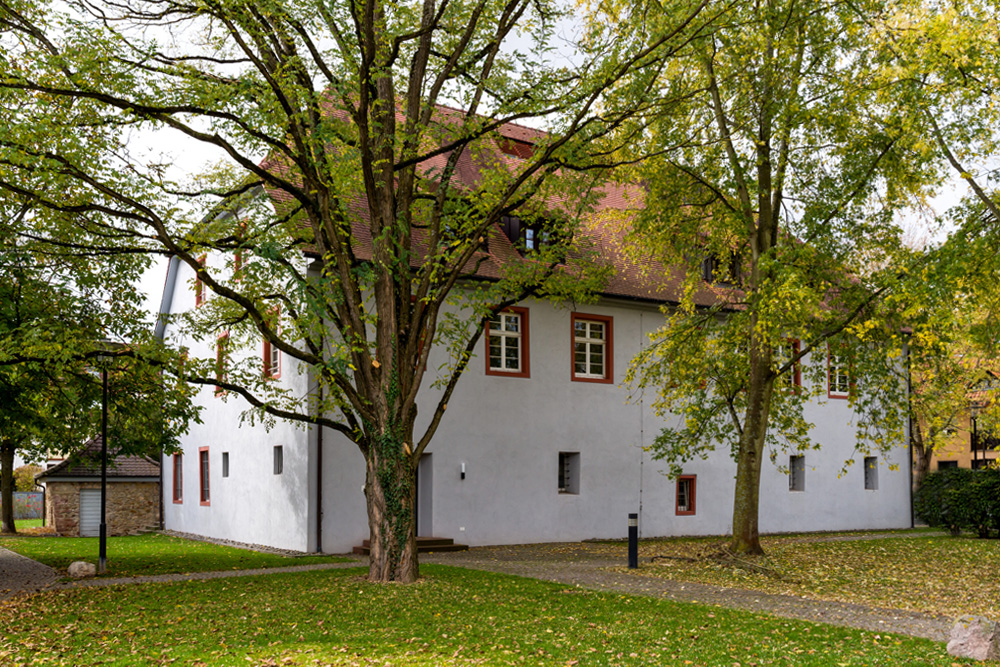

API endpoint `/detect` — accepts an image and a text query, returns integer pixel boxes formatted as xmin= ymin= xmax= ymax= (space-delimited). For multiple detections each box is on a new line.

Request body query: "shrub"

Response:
xmin=915 ymin=468 xmax=1000 ymax=537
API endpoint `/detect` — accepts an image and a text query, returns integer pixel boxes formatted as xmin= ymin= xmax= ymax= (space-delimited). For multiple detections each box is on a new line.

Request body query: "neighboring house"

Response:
xmin=35 ymin=438 xmax=160 ymax=537
xmin=930 ymin=377 xmax=1000 ymax=471
xmin=155 ymin=126 xmax=912 ymax=555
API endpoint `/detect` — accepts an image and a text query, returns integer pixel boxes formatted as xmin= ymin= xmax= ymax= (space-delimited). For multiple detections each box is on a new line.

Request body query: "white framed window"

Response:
xmin=194 ymin=255 xmax=207 ymax=307
xmin=864 ymin=456 xmax=878 ymax=490
xmin=263 ymin=339 xmax=281 ymax=379
xmin=789 ymin=455 xmax=805 ymax=492
xmin=215 ymin=332 xmax=230 ymax=396
xmin=222 ymin=452 xmax=229 ymax=478
xmin=486 ymin=308 xmax=529 ymax=378
xmin=572 ymin=313 xmax=613 ymax=383
xmin=273 ymin=445 xmax=283 ymax=475
xmin=828 ymin=346 xmax=851 ymax=398
xmin=775 ymin=339 xmax=801 ymax=391
xmin=263 ymin=307 xmax=282 ymax=380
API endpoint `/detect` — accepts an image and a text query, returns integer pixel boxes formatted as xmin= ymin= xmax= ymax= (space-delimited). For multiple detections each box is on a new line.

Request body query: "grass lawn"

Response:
xmin=0 ymin=532 xmax=351 ymax=578
xmin=13 ymin=519 xmax=42 ymax=530
xmin=600 ymin=531 xmax=1000 ymax=618
xmin=0 ymin=565 xmax=975 ymax=666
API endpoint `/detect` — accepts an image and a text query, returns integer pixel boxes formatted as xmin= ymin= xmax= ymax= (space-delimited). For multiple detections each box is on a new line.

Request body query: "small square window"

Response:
xmin=789 ymin=455 xmax=805 ymax=492
xmin=676 ymin=475 xmax=696 ymax=515
xmin=558 ymin=452 xmax=580 ymax=494
xmin=222 ymin=452 xmax=229 ymax=478
xmin=937 ymin=460 xmax=958 ymax=470
xmin=864 ymin=456 xmax=878 ymax=490
xmin=273 ymin=445 xmax=283 ymax=475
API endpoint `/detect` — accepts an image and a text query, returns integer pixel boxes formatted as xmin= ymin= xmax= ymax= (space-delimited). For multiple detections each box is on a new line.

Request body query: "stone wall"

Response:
xmin=46 ymin=481 xmax=159 ymax=537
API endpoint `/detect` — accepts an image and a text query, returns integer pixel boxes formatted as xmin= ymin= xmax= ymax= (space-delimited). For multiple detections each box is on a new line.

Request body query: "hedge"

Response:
xmin=914 ymin=467 xmax=1000 ymax=538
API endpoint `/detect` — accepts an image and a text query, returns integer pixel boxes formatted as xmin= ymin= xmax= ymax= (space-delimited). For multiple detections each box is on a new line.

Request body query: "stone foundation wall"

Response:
xmin=46 ymin=481 xmax=159 ymax=536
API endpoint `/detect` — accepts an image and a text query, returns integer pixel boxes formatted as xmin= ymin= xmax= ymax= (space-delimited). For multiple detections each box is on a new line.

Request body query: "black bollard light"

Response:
xmin=628 ymin=512 xmax=638 ymax=569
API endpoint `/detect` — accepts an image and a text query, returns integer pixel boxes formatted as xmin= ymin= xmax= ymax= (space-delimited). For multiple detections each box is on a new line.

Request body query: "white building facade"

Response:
xmin=157 ymin=253 xmax=913 ymax=553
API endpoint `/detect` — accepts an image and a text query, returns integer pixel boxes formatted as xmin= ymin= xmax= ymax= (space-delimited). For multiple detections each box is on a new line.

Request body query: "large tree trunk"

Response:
xmin=730 ymin=433 xmax=765 ymax=554
xmin=730 ymin=380 xmax=773 ymax=555
xmin=363 ymin=434 xmax=418 ymax=582
xmin=1 ymin=440 xmax=16 ymax=534
xmin=730 ymin=318 xmax=775 ymax=555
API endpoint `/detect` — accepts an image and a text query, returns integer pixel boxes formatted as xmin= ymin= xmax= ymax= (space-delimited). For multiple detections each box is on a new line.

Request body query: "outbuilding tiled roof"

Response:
xmin=35 ymin=437 xmax=160 ymax=481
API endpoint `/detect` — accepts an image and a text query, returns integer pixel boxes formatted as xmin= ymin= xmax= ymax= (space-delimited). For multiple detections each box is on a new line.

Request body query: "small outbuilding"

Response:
xmin=35 ymin=438 xmax=160 ymax=537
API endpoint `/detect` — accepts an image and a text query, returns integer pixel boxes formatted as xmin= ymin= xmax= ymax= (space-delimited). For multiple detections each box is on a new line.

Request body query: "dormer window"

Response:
xmin=701 ymin=252 xmax=741 ymax=286
xmin=498 ymin=137 xmax=534 ymax=159
xmin=499 ymin=215 xmax=562 ymax=255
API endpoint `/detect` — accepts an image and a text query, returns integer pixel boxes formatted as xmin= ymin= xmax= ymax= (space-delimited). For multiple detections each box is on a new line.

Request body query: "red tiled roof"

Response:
xmin=260 ymin=107 xmax=730 ymax=307
xmin=36 ymin=437 xmax=160 ymax=480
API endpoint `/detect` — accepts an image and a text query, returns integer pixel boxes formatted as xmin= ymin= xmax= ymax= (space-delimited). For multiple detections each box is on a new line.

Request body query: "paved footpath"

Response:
xmin=1 ymin=535 xmax=953 ymax=643
xmin=0 ymin=545 xmax=58 ymax=600
xmin=423 ymin=541 xmax=953 ymax=642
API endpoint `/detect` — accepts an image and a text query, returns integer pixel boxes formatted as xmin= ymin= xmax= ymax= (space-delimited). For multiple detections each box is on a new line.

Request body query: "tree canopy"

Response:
xmin=589 ymin=0 xmax=947 ymax=553
xmin=0 ymin=234 xmax=200 ymax=533
xmin=0 ymin=0 xmax=726 ymax=578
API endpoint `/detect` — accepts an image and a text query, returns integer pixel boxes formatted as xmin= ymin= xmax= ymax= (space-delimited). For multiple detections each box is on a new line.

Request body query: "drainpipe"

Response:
xmin=315 ymin=378 xmax=324 ymax=553
xmin=313 ymin=277 xmax=325 ymax=554
xmin=154 ymin=256 xmax=178 ymax=532
xmin=159 ymin=448 xmax=164 ymax=530
xmin=904 ymin=331 xmax=914 ymax=528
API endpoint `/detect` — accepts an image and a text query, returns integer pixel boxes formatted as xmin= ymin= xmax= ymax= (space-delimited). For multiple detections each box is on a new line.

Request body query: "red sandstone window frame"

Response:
xmin=263 ymin=338 xmax=281 ymax=380
xmin=198 ymin=447 xmax=210 ymax=506
xmin=215 ymin=331 xmax=230 ymax=396
xmin=571 ymin=313 xmax=614 ymax=384
xmin=172 ymin=453 xmax=183 ymax=504
xmin=485 ymin=307 xmax=530 ymax=379
xmin=776 ymin=338 xmax=802 ymax=393
xmin=676 ymin=475 xmax=696 ymax=516
xmin=194 ymin=255 xmax=207 ymax=307
xmin=827 ymin=345 xmax=853 ymax=399
xmin=263 ymin=308 xmax=281 ymax=380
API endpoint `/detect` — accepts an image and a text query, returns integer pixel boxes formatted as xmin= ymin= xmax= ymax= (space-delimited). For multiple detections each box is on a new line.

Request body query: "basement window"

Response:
xmin=676 ymin=475 xmax=696 ymax=515
xmin=558 ymin=452 xmax=580 ymax=494
xmin=789 ymin=455 xmax=805 ymax=492
xmin=864 ymin=456 xmax=878 ymax=490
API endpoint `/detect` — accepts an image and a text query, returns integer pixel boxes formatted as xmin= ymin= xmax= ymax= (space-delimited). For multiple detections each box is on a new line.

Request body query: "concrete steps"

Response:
xmin=352 ymin=536 xmax=469 ymax=555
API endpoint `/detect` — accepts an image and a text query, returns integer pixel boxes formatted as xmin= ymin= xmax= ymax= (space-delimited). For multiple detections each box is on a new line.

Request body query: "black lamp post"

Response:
xmin=96 ymin=344 xmax=113 ymax=574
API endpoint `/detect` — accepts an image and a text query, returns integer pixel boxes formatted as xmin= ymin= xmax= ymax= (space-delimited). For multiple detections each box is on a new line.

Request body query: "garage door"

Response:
xmin=79 ymin=489 xmax=101 ymax=537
